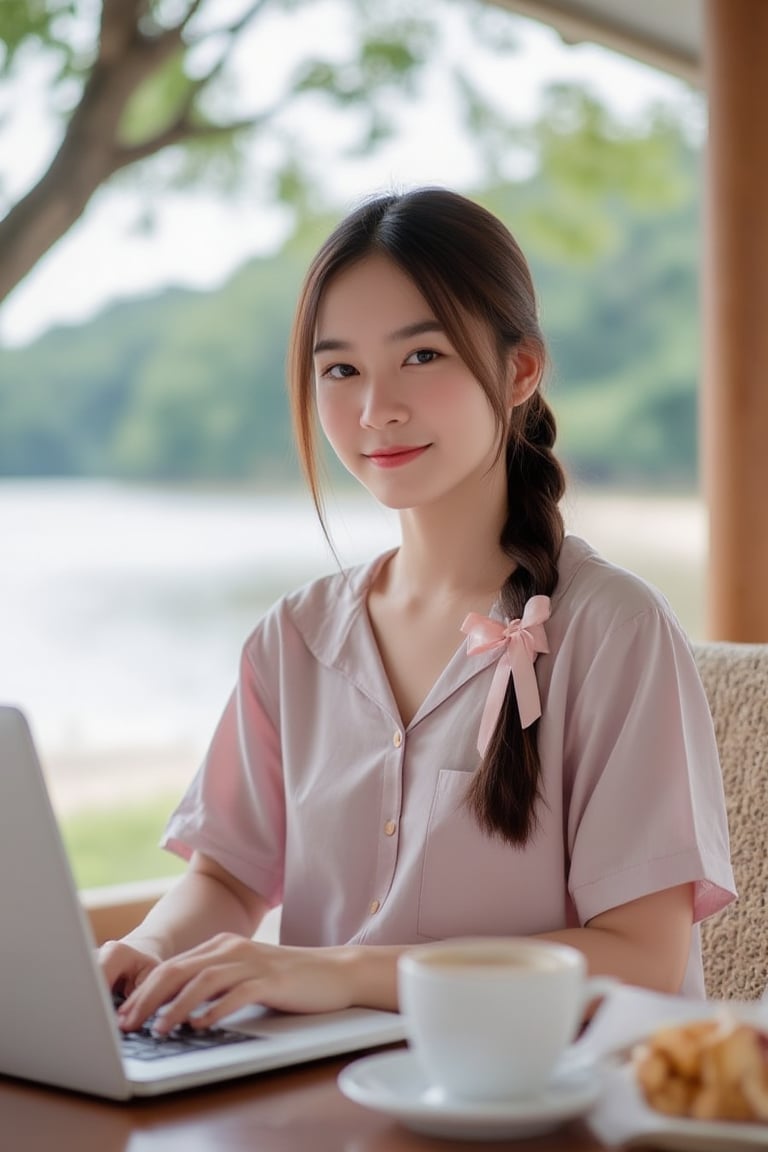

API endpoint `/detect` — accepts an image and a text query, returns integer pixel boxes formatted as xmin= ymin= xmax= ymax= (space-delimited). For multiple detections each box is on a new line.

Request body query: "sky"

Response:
xmin=0 ymin=1 xmax=698 ymax=348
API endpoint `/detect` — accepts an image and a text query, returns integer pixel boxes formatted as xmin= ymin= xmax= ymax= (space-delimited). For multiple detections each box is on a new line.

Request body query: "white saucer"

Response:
xmin=337 ymin=1049 xmax=601 ymax=1141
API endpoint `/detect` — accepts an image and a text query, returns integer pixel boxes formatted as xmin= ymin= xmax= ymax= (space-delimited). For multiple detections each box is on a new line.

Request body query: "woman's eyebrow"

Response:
xmin=313 ymin=319 xmax=443 ymax=356
xmin=313 ymin=336 xmax=351 ymax=355
xmin=388 ymin=319 xmax=444 ymax=342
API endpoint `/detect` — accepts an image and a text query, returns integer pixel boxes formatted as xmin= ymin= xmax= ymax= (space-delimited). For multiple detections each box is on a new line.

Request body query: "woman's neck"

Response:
xmin=383 ymin=470 xmax=513 ymax=607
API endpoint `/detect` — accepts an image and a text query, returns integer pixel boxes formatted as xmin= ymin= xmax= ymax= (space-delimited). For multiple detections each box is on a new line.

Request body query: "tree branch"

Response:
xmin=179 ymin=0 xmax=208 ymax=33
xmin=187 ymin=0 xmax=272 ymax=44
xmin=99 ymin=0 xmax=146 ymax=63
xmin=178 ymin=0 xmax=273 ymax=121
xmin=110 ymin=112 xmax=274 ymax=172
xmin=0 ymin=2 xmax=190 ymax=305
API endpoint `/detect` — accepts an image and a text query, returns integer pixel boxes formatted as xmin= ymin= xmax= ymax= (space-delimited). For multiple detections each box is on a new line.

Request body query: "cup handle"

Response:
xmin=582 ymin=975 xmax=618 ymax=1010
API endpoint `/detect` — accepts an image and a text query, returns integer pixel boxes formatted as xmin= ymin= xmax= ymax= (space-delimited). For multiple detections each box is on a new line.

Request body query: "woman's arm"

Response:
xmin=108 ymin=882 xmax=693 ymax=1035
xmin=538 ymin=883 xmax=694 ymax=994
xmin=99 ymin=851 xmax=269 ymax=999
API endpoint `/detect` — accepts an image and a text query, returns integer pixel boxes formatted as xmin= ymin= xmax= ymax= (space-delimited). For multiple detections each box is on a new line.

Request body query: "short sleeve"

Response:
xmin=161 ymin=639 xmax=286 ymax=907
xmin=563 ymin=607 xmax=736 ymax=927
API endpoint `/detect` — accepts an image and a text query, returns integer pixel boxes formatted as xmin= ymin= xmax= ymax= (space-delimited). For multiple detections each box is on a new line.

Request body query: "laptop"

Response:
xmin=0 ymin=705 xmax=406 ymax=1099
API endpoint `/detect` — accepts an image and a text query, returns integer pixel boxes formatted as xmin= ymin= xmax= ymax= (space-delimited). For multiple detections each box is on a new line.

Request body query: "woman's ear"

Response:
xmin=506 ymin=346 xmax=543 ymax=410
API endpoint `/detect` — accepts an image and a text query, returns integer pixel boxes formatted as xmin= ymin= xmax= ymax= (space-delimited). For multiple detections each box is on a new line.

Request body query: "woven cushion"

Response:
xmin=693 ymin=642 xmax=768 ymax=1000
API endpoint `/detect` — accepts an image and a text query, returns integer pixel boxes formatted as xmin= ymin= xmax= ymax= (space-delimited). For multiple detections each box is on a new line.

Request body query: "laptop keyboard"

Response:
xmin=113 ymin=994 xmax=259 ymax=1061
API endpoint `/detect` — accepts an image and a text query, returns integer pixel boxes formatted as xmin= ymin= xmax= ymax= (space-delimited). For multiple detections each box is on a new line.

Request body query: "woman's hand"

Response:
xmin=112 ymin=934 xmax=366 ymax=1034
xmin=99 ymin=937 xmax=165 ymax=999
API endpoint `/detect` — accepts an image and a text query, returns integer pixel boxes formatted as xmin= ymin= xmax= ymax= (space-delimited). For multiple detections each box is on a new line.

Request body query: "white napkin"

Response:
xmin=571 ymin=984 xmax=768 ymax=1149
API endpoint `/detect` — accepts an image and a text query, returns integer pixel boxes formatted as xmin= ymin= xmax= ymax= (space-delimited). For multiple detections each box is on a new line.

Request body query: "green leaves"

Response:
xmin=0 ymin=0 xmax=80 ymax=72
xmin=534 ymin=83 xmax=695 ymax=211
xmin=292 ymin=25 xmax=429 ymax=104
xmin=119 ymin=48 xmax=192 ymax=146
xmin=476 ymin=82 xmax=701 ymax=264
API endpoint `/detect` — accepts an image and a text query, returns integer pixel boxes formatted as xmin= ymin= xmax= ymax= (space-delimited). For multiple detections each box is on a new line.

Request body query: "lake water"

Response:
xmin=0 ymin=479 xmax=706 ymax=806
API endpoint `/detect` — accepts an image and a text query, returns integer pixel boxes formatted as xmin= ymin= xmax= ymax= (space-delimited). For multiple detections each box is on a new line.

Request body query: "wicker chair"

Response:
xmin=693 ymin=642 xmax=768 ymax=999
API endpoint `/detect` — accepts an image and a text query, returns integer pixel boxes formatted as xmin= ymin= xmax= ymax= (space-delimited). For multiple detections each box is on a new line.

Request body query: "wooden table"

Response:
xmin=0 ymin=1051 xmax=612 ymax=1152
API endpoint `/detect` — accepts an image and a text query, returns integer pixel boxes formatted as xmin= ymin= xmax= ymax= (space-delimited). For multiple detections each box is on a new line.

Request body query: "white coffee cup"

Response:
xmin=397 ymin=937 xmax=614 ymax=1102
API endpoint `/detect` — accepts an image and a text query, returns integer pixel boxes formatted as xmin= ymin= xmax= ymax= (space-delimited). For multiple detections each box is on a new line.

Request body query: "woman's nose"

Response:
xmin=360 ymin=376 xmax=408 ymax=428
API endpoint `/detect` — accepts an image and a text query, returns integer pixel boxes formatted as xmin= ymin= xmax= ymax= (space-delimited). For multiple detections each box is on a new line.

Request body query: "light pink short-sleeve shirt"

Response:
xmin=162 ymin=535 xmax=736 ymax=996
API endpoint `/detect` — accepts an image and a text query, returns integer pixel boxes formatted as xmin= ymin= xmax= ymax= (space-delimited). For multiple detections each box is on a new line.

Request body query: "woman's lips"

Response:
xmin=366 ymin=445 xmax=430 ymax=469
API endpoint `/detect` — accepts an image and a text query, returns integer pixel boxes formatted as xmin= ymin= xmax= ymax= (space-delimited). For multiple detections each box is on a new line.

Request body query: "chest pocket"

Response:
xmin=416 ymin=769 xmax=565 ymax=940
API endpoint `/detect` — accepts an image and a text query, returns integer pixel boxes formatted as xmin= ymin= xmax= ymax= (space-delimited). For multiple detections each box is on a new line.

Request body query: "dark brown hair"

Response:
xmin=288 ymin=188 xmax=565 ymax=845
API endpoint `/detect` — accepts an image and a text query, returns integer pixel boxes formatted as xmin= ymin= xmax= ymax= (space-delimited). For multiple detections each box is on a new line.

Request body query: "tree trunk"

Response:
xmin=0 ymin=14 xmax=180 ymax=308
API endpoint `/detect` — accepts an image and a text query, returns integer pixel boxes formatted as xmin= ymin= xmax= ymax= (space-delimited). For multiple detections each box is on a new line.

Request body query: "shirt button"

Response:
xmin=369 ymin=899 xmax=381 ymax=915
xmin=384 ymin=820 xmax=396 ymax=836
xmin=393 ymin=730 xmax=402 ymax=748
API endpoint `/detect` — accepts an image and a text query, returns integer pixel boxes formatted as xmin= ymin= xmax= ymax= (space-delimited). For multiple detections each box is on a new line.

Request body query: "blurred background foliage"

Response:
xmin=0 ymin=0 xmax=702 ymax=490
xmin=0 ymin=99 xmax=700 ymax=487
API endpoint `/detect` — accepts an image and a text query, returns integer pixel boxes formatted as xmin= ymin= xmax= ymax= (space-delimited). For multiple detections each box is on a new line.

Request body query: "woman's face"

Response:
xmin=312 ymin=253 xmax=508 ymax=513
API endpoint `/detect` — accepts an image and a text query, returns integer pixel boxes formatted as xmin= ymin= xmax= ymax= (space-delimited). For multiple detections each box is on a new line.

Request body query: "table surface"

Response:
xmin=0 ymin=1048 xmax=613 ymax=1152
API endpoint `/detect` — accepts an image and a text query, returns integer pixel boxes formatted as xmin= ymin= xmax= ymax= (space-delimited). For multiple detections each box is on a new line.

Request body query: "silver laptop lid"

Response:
xmin=0 ymin=706 xmax=130 ymax=1098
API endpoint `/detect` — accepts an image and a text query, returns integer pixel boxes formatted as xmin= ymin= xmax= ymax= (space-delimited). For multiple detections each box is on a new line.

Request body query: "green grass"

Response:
xmin=60 ymin=794 xmax=187 ymax=889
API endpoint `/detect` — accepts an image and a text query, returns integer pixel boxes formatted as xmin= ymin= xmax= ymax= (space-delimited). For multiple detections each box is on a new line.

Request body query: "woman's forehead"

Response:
xmin=315 ymin=254 xmax=435 ymax=336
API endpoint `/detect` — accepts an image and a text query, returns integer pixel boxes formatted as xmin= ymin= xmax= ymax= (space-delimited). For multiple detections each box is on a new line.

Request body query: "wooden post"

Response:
xmin=703 ymin=0 xmax=768 ymax=640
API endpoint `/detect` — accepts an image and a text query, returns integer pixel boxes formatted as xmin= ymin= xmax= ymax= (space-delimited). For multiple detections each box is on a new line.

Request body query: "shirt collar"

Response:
xmin=285 ymin=535 xmax=596 ymax=727
xmin=287 ymin=549 xmax=509 ymax=729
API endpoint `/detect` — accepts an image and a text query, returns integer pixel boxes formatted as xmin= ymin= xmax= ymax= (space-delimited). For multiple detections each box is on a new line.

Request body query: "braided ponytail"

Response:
xmin=466 ymin=394 xmax=565 ymax=844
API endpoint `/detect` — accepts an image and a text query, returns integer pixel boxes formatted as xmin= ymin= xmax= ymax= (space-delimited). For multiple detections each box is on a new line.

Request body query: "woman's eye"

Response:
xmin=324 ymin=363 xmax=358 ymax=379
xmin=405 ymin=348 xmax=439 ymax=365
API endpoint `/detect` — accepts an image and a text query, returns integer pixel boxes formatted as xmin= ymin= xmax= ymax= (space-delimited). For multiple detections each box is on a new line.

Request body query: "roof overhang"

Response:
xmin=489 ymin=0 xmax=702 ymax=86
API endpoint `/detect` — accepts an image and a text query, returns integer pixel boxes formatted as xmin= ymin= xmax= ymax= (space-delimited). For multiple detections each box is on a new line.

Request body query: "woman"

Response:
xmin=102 ymin=188 xmax=735 ymax=1036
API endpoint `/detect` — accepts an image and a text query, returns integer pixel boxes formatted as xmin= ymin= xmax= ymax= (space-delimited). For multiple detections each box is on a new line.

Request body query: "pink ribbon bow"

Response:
xmin=461 ymin=595 xmax=551 ymax=755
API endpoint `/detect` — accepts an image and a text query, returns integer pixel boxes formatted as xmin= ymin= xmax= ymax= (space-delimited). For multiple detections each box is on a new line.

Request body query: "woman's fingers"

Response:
xmin=148 ymin=962 xmax=250 ymax=1034
xmin=116 ymin=937 xmax=253 ymax=1030
xmin=116 ymin=959 xmax=209 ymax=1031
xmin=152 ymin=968 xmax=266 ymax=1033
xmin=99 ymin=940 xmax=160 ymax=997
xmin=184 ymin=981 xmax=268 ymax=1030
